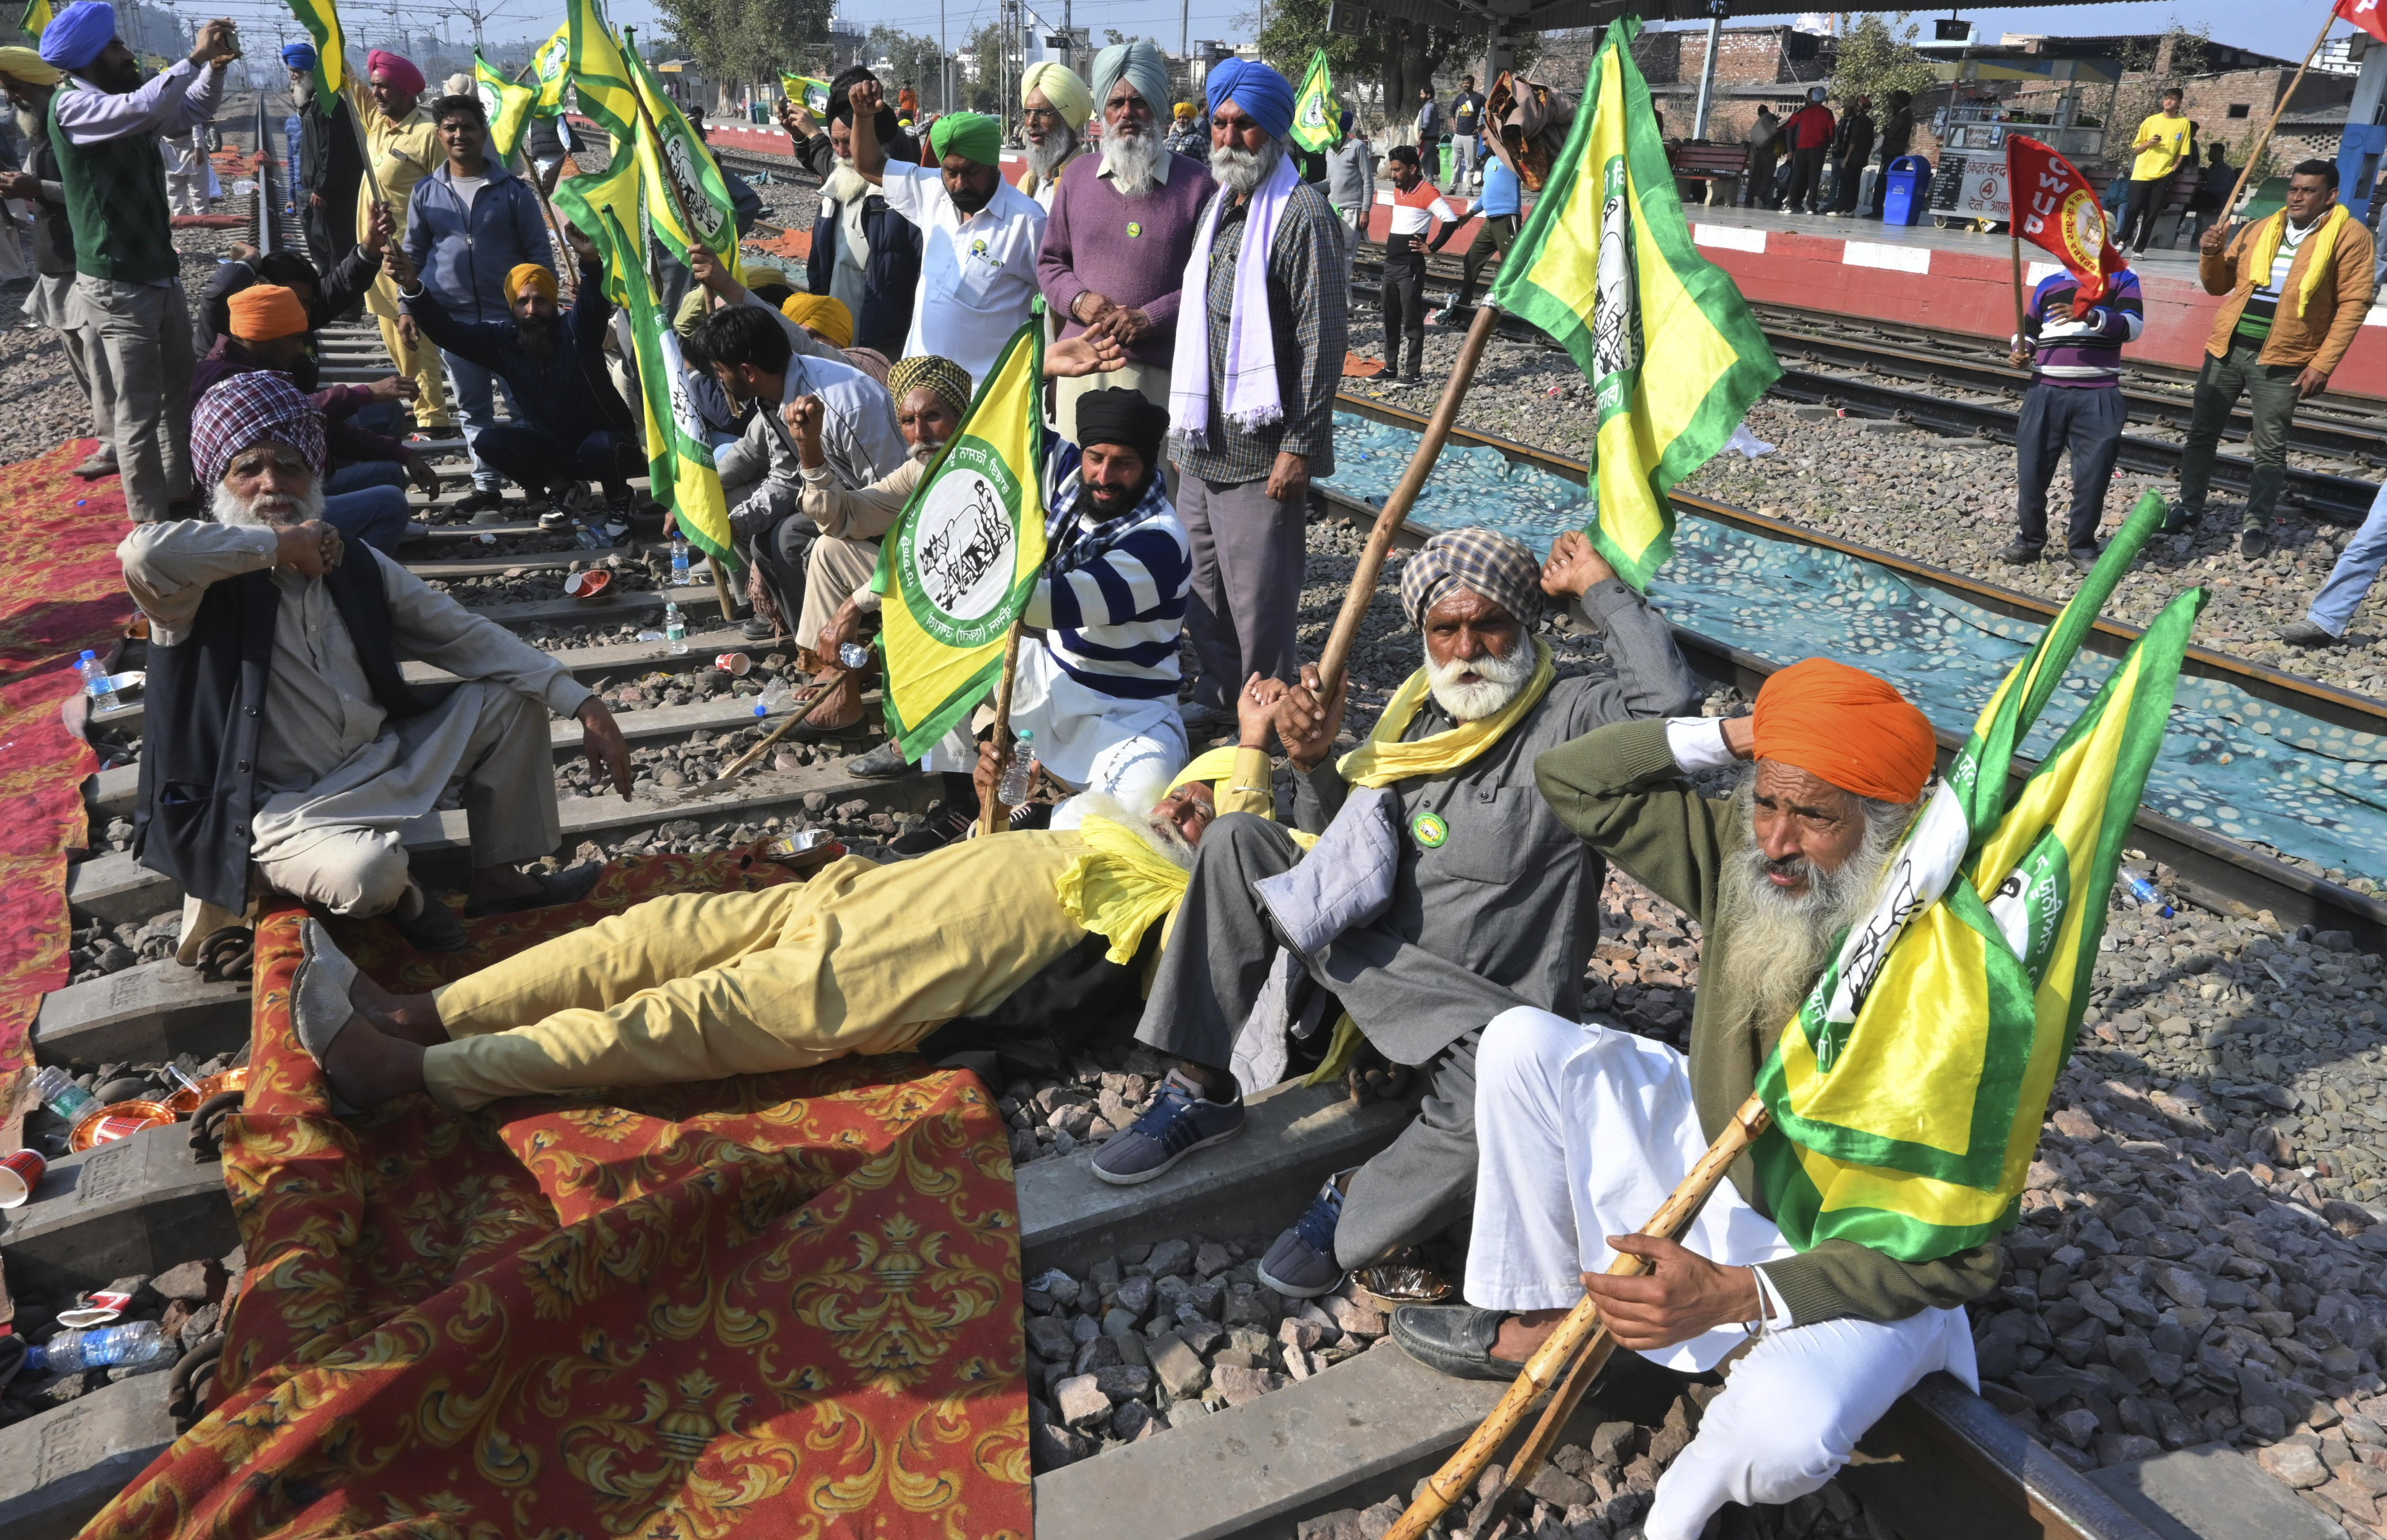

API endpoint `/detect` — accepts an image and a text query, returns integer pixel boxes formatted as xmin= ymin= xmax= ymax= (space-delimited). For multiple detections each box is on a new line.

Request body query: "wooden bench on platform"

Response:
xmin=1668 ymin=140 xmax=1752 ymax=207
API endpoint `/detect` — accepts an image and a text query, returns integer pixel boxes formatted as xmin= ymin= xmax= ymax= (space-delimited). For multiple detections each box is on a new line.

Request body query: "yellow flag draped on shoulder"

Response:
xmin=1489 ymin=16 xmax=1779 ymax=590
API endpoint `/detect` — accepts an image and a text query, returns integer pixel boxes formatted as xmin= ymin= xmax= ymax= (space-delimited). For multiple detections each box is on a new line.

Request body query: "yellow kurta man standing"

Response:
xmin=351 ymin=48 xmax=451 ymax=429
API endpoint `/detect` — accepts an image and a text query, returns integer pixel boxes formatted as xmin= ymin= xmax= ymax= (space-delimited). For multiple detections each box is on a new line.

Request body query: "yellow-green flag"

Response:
xmin=474 ymin=52 xmax=536 ymax=163
xmin=565 ymin=0 xmax=639 ymax=143
xmin=531 ymin=25 xmax=570 ymax=116
xmin=780 ymin=73 xmax=832 ymax=115
xmin=280 ymin=0 xmax=346 ymax=99
xmin=550 ymin=148 xmax=641 ymax=302
xmin=628 ymin=33 xmax=737 ymax=264
xmin=873 ymin=320 xmax=1048 ymax=758
xmin=1490 ymin=16 xmax=1779 ymax=590
xmin=1751 ymin=493 xmax=2206 ymax=1262
xmin=1288 ymin=49 xmax=1339 ymax=153
xmin=20 ymin=0 xmax=49 ymax=38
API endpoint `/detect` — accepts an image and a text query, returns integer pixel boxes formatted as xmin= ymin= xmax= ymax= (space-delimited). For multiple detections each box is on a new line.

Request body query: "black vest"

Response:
xmin=132 ymin=556 xmax=451 ymax=913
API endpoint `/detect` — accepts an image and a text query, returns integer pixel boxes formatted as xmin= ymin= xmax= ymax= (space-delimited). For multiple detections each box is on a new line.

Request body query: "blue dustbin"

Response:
xmin=1882 ymin=155 xmax=1932 ymax=226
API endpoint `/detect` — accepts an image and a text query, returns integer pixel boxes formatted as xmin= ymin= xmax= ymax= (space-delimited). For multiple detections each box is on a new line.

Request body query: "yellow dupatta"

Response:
xmin=2247 ymin=203 xmax=2348 ymax=323
xmin=1334 ymin=639 xmax=1557 ymax=788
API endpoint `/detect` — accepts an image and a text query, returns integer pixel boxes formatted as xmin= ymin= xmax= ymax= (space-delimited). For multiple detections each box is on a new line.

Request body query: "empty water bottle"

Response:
xmin=753 ymin=678 xmax=793 ymax=717
xmin=663 ymin=602 xmax=688 ymax=655
xmin=2118 ymin=868 xmax=2173 ymax=918
xmin=670 ymin=534 xmax=692 ymax=585
xmin=32 ymin=1065 xmax=98 ymax=1122
xmin=997 ymin=729 xmax=1037 ymax=806
xmin=837 ymin=642 xmax=872 ymax=670
xmin=28 ymin=1321 xmax=173 ymax=1375
xmin=76 ymin=649 xmax=119 ymax=712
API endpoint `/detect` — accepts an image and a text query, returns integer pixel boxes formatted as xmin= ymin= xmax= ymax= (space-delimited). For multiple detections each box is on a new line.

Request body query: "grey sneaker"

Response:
xmin=1179 ymin=698 xmax=1232 ymax=731
xmin=2281 ymin=619 xmax=2343 ymax=647
xmin=1257 ymin=1176 xmax=1348 ymax=1297
xmin=1090 ymin=1070 xmax=1244 ymax=1185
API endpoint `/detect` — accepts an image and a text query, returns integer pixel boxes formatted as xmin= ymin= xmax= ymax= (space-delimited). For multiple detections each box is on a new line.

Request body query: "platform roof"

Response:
xmin=1337 ymin=0 xmax=2163 ymax=39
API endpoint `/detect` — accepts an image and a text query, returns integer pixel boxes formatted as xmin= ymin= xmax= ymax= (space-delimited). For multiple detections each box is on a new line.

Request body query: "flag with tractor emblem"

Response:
xmin=1288 ymin=48 xmax=1339 ymax=153
xmin=474 ymin=52 xmax=536 ymax=163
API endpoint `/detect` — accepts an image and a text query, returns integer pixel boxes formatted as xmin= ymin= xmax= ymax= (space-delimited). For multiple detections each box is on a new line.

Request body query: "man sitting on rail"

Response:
xmin=120 ymin=372 xmax=635 ymax=956
xmin=1095 ymin=528 xmax=1702 ymax=1305
xmin=1389 ymin=661 xmax=1995 ymax=1540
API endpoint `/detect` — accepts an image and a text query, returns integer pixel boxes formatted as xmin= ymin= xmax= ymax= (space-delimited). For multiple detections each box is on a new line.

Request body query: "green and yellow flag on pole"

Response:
xmin=627 ymin=33 xmax=737 ymax=265
xmin=873 ymin=320 xmax=1049 ymax=758
xmin=1490 ymin=16 xmax=1779 ymax=590
xmin=531 ymin=25 xmax=571 ymax=116
xmin=281 ymin=0 xmax=346 ymax=100
xmin=780 ymin=73 xmax=833 ymax=115
xmin=550 ymin=148 xmax=641 ymax=303
xmin=474 ymin=52 xmax=536 ymax=163
xmin=1288 ymin=48 xmax=1340 ymax=153
xmin=19 ymin=0 xmax=50 ymax=39
xmin=565 ymin=0 xmax=640 ymax=143
xmin=1749 ymin=492 xmax=2206 ymax=1263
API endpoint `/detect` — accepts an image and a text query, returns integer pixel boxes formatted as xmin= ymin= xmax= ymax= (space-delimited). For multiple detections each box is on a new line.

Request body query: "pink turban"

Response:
xmin=367 ymin=49 xmax=425 ymax=96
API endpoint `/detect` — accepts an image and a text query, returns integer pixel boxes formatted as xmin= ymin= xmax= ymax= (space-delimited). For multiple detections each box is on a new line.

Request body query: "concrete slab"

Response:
xmin=2089 ymin=1444 xmax=2344 ymax=1540
xmin=33 ymin=962 xmax=247 ymax=1066
xmin=0 ymin=1122 xmax=240 ymax=1299
xmin=0 ymin=1371 xmax=177 ymax=1540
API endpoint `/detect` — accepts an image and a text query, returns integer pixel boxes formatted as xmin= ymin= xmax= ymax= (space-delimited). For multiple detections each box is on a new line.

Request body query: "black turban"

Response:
xmin=828 ymin=64 xmax=902 ymax=143
xmin=1075 ymin=388 xmax=1169 ymax=471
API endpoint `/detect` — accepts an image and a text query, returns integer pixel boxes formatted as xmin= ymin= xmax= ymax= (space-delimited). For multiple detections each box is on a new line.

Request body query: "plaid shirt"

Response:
xmin=1176 ymin=176 xmax=1349 ymax=485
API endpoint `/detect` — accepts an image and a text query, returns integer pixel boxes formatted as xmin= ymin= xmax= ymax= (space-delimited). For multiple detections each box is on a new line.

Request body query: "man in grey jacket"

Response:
xmin=1092 ymin=526 xmax=1703 ymax=1302
xmin=1322 ymin=109 xmax=1374 ymax=270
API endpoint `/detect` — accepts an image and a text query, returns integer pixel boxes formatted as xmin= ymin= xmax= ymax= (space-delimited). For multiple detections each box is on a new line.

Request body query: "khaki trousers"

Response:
xmin=378 ymin=312 xmax=452 ymax=428
xmin=72 ymin=276 xmax=193 ymax=521
xmin=799 ymin=533 xmax=880 ymax=648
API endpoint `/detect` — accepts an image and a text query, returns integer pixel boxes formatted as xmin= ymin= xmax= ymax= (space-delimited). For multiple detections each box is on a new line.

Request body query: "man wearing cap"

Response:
xmin=1039 ymin=40 xmax=1217 ymax=451
xmin=845 ymin=77 xmax=1044 ymax=386
xmin=1019 ymin=60 xmax=1091 ymax=208
xmin=120 ymin=371 xmax=634 ymax=956
xmin=40 ymin=3 xmax=234 ymax=522
xmin=1387 ymin=661 xmax=1992 ymax=1540
xmin=350 ymin=48 xmax=452 ymax=438
xmin=779 ymin=66 xmax=923 ymax=359
xmin=1168 ymin=58 xmax=1348 ymax=733
xmin=285 ymin=43 xmax=361 ymax=282
xmin=0 ymin=46 xmax=111 ymax=480
xmin=1095 ymin=528 xmax=1700 ymax=1308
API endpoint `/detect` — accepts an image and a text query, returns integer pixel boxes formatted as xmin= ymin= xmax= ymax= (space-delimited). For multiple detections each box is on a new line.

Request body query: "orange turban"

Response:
xmin=1751 ymin=658 xmax=1937 ymax=805
xmin=505 ymin=264 xmax=558 ymax=304
xmin=780 ymin=292 xmax=854 ymax=349
xmin=226 ymin=284 xmax=310 ymax=341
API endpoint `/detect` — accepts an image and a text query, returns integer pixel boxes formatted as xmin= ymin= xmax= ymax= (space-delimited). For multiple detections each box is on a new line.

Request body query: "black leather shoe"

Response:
xmin=1389 ymin=1304 xmax=1524 ymax=1381
xmin=392 ymin=895 xmax=471 ymax=953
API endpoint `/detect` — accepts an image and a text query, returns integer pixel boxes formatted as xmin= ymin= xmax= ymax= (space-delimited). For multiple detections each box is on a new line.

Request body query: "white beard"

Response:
xmin=213 ymin=478 xmax=327 ymax=529
xmin=1423 ymin=640 xmax=1534 ymax=722
xmin=1100 ymin=123 xmax=1166 ymax=196
xmin=823 ymin=157 xmax=871 ymax=206
xmin=1025 ymin=125 xmax=1078 ymax=183
xmin=1074 ymin=790 xmax=1197 ymax=870
xmin=1211 ymin=137 xmax=1284 ymax=196
xmin=908 ymin=433 xmax=947 ymax=463
xmin=1711 ymin=777 xmax=1902 ymax=1041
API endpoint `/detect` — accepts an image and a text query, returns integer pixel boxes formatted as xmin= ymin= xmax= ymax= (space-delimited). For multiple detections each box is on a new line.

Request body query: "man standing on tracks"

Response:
xmin=1386 ymin=663 xmax=1992 ymax=1540
xmin=1323 ymin=108 xmax=1374 ymax=266
xmin=1379 ymin=143 xmax=1459 ymax=383
xmin=40 ymin=2 xmax=233 ymax=524
xmin=1019 ymin=60 xmax=1092 ymax=209
xmin=2117 ymin=86 xmax=2192 ymax=254
xmin=2001 ymin=259 xmax=2144 ymax=571
xmin=1435 ymin=135 xmax=1519 ymax=322
xmin=0 ymin=46 xmax=112 ymax=481
xmin=2172 ymin=159 xmax=2375 ymax=558
xmin=1779 ymin=87 xmax=1833 ymax=217
xmin=352 ymin=49 xmax=453 ymax=446
xmin=285 ymin=42 xmax=360 ymax=291
xmin=1169 ymin=58 xmax=1347 ymax=733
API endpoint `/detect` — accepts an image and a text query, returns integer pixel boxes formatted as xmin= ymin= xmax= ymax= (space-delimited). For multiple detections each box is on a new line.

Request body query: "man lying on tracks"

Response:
xmin=119 ymin=371 xmax=636 ymax=956
xmin=1388 ymin=661 xmax=1995 ymax=1540
xmin=1092 ymin=527 xmax=1705 ymax=1302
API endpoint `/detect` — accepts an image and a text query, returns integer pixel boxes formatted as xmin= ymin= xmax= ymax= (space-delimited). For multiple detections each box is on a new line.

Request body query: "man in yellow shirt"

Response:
xmin=350 ymin=49 xmax=452 ymax=437
xmin=2117 ymin=86 xmax=2191 ymax=254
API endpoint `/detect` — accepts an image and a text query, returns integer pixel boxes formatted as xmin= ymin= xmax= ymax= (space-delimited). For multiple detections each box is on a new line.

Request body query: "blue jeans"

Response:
xmin=322 ymin=460 xmax=414 ymax=555
xmin=2308 ymin=479 xmax=2387 ymax=637
xmin=440 ymin=349 xmax=519 ymax=493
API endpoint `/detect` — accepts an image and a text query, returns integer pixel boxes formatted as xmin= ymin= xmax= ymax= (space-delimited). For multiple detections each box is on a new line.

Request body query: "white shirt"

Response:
xmin=450 ymin=174 xmax=487 ymax=213
xmin=876 ymin=160 xmax=1047 ymax=385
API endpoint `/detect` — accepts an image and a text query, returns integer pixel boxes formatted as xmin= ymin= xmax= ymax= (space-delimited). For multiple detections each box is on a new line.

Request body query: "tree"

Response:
xmin=870 ymin=25 xmax=952 ymax=113
xmin=652 ymin=0 xmax=837 ymax=102
xmin=1825 ymin=14 xmax=1935 ymax=131
xmin=1247 ymin=0 xmax=1528 ymax=138
xmin=2106 ymin=26 xmax=2218 ymax=169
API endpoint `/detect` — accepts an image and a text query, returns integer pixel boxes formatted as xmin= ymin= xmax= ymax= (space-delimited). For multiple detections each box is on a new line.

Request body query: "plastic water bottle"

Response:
xmin=669 ymin=535 xmax=692 ymax=585
xmin=76 ymin=650 xmax=119 ymax=712
xmin=2118 ymin=868 xmax=2173 ymax=918
xmin=753 ymin=678 xmax=793 ymax=717
xmin=837 ymin=642 xmax=872 ymax=670
xmin=32 ymin=1065 xmax=98 ymax=1122
xmin=997 ymin=729 xmax=1037 ymax=806
xmin=28 ymin=1321 xmax=174 ymax=1375
xmin=663 ymin=602 xmax=688 ymax=654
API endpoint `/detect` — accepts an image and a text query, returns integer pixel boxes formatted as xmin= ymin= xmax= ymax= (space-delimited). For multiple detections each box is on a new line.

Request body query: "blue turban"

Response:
xmin=39 ymin=1 xmax=116 ymax=72
xmin=1204 ymin=57 xmax=1294 ymax=141
xmin=282 ymin=41 xmax=317 ymax=70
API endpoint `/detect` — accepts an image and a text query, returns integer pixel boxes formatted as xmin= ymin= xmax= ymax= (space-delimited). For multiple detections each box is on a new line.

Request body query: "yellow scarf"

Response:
xmin=2248 ymin=203 xmax=2348 ymax=323
xmin=1335 ymin=639 xmax=1557 ymax=788
xmin=1057 ymin=817 xmax=1318 ymax=965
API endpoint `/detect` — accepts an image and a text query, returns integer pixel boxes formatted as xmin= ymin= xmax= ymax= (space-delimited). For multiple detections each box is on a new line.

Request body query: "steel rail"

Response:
xmin=251 ymin=91 xmax=278 ymax=258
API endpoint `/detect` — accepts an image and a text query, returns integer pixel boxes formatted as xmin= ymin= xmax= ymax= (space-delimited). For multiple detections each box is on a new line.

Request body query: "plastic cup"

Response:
xmin=715 ymin=651 xmax=752 ymax=676
xmin=0 ymin=1147 xmax=44 ymax=1208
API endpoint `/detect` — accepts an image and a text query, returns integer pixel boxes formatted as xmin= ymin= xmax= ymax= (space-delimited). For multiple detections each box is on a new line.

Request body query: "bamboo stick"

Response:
xmin=2214 ymin=7 xmax=2338 ymax=234
xmin=979 ymin=620 xmax=1028 ymax=836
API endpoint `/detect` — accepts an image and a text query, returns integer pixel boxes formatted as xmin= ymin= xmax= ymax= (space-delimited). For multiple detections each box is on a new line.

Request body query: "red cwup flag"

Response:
xmin=2005 ymin=135 xmax=2129 ymax=317
xmin=2339 ymin=0 xmax=2387 ymax=46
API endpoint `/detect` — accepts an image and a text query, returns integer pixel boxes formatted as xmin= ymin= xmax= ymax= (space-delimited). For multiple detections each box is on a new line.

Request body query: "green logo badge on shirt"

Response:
xmin=1413 ymin=811 xmax=1449 ymax=848
xmin=1127 ymin=221 xmax=1143 ymax=237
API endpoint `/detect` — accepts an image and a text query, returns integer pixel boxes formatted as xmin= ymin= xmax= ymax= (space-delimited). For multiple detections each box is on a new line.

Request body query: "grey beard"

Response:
xmin=1211 ymin=136 xmax=1284 ymax=196
xmin=1423 ymin=638 xmax=1532 ymax=722
xmin=1711 ymin=776 xmax=1905 ymax=1043
xmin=213 ymin=477 xmax=328 ymax=529
xmin=1100 ymin=123 xmax=1165 ymax=195
xmin=1025 ymin=126 xmax=1078 ymax=182
xmin=909 ymin=434 xmax=946 ymax=462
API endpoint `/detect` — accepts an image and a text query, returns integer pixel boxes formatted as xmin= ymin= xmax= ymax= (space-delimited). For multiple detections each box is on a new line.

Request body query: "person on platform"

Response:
xmin=1095 ymin=528 xmax=1702 ymax=1305
xmin=285 ymin=43 xmax=362 ymax=286
xmin=1323 ymin=108 xmax=1375 ymax=262
xmin=1019 ymin=60 xmax=1092 ymax=208
xmin=1386 ymin=661 xmax=1991 ymax=1540
xmin=386 ymin=226 xmax=642 ymax=525
xmin=405 ymin=93 xmax=554 ymax=514
xmin=1821 ymin=94 xmax=1871 ymax=217
xmin=2001 ymin=262 xmax=2144 ymax=570
xmin=1378 ymin=143 xmax=1459 ymax=381
xmin=0 ymin=45 xmax=110 ymax=479
xmin=1170 ymin=58 xmax=1347 ymax=734
xmin=121 ymin=371 xmax=632 ymax=955
xmin=779 ymin=71 xmax=923 ymax=361
xmin=1413 ymin=83 xmax=1443 ymax=161
xmin=1448 ymin=74 xmax=1485 ymax=192
xmin=1863 ymin=90 xmax=1913 ymax=220
xmin=2173 ymin=159 xmax=2375 ymax=558
xmin=41 ymin=2 xmax=233 ymax=523
xmin=1436 ymin=141 xmax=1519 ymax=321
xmin=846 ymin=80 xmax=1044 ymax=384
xmin=2184 ymin=141 xmax=2234 ymax=245
xmin=1779 ymin=87 xmax=1833 ymax=217
xmin=2118 ymin=86 xmax=2192 ymax=254
xmin=1038 ymin=40 xmax=1218 ymax=446
xmin=898 ymin=78 xmax=918 ymax=120
xmin=1745 ymin=104 xmax=1780 ymax=211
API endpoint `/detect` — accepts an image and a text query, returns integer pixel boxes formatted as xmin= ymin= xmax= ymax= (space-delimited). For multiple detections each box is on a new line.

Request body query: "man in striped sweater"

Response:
xmin=2003 ymin=264 xmax=2144 ymax=570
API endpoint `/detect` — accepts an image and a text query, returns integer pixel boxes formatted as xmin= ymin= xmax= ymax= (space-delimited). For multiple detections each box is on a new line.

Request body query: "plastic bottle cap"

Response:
xmin=80 ymin=650 xmax=95 ymax=660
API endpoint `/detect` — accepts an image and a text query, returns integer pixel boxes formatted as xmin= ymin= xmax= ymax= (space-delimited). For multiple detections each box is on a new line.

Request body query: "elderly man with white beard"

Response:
xmin=1389 ymin=659 xmax=1996 ymax=1540
xmin=778 ymin=65 xmax=923 ymax=359
xmin=119 ymin=372 xmax=635 ymax=956
xmin=1018 ymin=60 xmax=1092 ymax=208
xmin=1093 ymin=527 xmax=1702 ymax=1302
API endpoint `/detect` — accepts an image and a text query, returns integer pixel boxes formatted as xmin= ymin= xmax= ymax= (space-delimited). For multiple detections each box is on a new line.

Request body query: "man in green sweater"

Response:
xmin=1389 ymin=660 xmax=2000 ymax=1540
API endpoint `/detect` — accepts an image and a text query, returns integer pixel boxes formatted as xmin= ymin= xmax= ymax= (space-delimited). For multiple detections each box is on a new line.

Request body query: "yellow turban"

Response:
xmin=1021 ymin=62 xmax=1093 ymax=129
xmin=1173 ymin=101 xmax=1195 ymax=120
xmin=739 ymin=261 xmax=790 ymax=291
xmin=1167 ymin=746 xmax=1241 ymax=796
xmin=779 ymin=292 xmax=853 ymax=349
xmin=504 ymin=264 xmax=558 ymax=304
xmin=0 ymin=46 xmax=62 ymax=85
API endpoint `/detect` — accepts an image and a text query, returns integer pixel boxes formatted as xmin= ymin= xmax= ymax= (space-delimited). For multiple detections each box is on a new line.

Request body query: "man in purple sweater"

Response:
xmin=1038 ymin=40 xmax=1217 ymax=450
xmin=2004 ymin=265 xmax=2143 ymax=571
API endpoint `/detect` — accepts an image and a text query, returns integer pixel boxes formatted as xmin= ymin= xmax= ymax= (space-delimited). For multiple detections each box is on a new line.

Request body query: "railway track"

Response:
xmin=0 ymin=124 xmax=2362 ymax=1540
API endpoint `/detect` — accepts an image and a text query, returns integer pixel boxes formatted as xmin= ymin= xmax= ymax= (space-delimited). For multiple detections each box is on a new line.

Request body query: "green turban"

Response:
xmin=929 ymin=111 xmax=1002 ymax=167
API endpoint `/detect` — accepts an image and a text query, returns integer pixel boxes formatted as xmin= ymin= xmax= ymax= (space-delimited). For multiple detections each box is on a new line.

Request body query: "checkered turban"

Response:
xmin=887 ymin=354 xmax=971 ymax=419
xmin=1400 ymin=527 xmax=1543 ymax=630
xmin=192 ymin=372 xmax=325 ymax=495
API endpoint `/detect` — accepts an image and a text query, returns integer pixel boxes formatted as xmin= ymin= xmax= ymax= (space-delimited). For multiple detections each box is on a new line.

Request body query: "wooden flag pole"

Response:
xmin=2008 ymin=225 xmax=2027 ymax=360
xmin=1383 ymin=1093 xmax=1776 ymax=1540
xmin=2216 ymin=6 xmax=2339 ymax=236
xmin=512 ymin=62 xmax=580 ymax=300
xmin=979 ymin=622 xmax=1028 ymax=836
xmin=1315 ymin=302 xmax=1503 ymax=695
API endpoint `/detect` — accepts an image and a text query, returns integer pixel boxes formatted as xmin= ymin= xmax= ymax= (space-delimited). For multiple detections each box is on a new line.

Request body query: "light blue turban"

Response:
xmin=1090 ymin=40 xmax=1169 ymax=121
xmin=1204 ymin=57 xmax=1294 ymax=141
xmin=39 ymin=1 xmax=116 ymax=73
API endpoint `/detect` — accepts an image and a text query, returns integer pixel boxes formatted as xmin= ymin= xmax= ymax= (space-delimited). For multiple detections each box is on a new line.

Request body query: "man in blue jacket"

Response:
xmin=386 ymin=223 xmax=637 ymax=530
xmin=404 ymin=93 xmax=554 ymax=515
